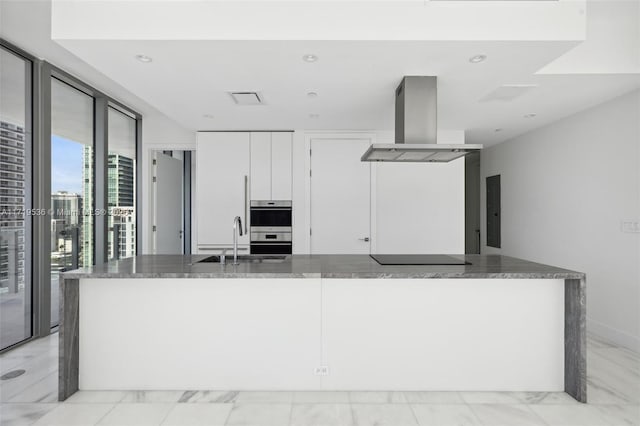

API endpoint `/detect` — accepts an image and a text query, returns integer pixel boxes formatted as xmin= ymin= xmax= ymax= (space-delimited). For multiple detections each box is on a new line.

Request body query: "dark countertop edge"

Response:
xmin=321 ymin=272 xmax=586 ymax=279
xmin=61 ymin=272 xmax=585 ymax=280
xmin=60 ymin=255 xmax=586 ymax=280
xmin=61 ymin=272 xmax=321 ymax=279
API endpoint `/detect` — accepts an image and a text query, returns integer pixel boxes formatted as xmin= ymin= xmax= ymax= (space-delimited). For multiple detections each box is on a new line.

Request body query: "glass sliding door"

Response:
xmin=107 ymin=107 xmax=136 ymax=260
xmin=50 ymin=78 xmax=94 ymax=327
xmin=0 ymin=46 xmax=32 ymax=349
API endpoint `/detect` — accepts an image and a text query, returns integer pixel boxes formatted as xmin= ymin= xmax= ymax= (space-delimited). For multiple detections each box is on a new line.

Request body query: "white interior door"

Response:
xmin=155 ymin=152 xmax=183 ymax=254
xmin=310 ymin=139 xmax=371 ymax=254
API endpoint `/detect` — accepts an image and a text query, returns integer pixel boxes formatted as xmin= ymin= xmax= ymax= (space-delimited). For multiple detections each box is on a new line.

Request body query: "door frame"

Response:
xmin=148 ymin=148 xmax=194 ymax=254
xmin=304 ymin=132 xmax=377 ymax=254
xmin=143 ymin=144 xmax=194 ymax=254
xmin=151 ymin=151 xmax=185 ymax=254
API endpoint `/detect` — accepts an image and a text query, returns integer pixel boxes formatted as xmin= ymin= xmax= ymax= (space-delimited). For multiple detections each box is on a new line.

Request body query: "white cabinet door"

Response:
xmin=196 ymin=132 xmax=250 ymax=246
xmin=310 ymin=139 xmax=371 ymax=254
xmin=271 ymin=132 xmax=293 ymax=200
xmin=250 ymin=132 xmax=271 ymax=200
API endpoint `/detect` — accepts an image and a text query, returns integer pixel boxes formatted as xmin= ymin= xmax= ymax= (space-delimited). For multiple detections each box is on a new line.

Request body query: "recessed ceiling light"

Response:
xmin=307 ymin=91 xmax=319 ymax=98
xmin=469 ymin=54 xmax=487 ymax=64
xmin=524 ymin=113 xmax=537 ymax=119
xmin=135 ymin=54 xmax=152 ymax=63
xmin=203 ymin=114 xmax=215 ymax=119
xmin=303 ymin=54 xmax=318 ymax=63
xmin=309 ymin=113 xmax=320 ymax=119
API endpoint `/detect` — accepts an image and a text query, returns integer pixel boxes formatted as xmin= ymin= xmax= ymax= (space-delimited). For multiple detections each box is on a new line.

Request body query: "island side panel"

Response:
xmin=78 ymin=278 xmax=322 ymax=390
xmin=59 ymin=277 xmax=79 ymax=401
xmin=321 ymin=278 xmax=565 ymax=391
xmin=565 ymin=277 xmax=587 ymax=402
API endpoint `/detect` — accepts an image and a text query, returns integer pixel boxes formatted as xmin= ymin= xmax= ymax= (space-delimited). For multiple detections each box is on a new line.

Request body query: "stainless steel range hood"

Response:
xmin=361 ymin=76 xmax=482 ymax=162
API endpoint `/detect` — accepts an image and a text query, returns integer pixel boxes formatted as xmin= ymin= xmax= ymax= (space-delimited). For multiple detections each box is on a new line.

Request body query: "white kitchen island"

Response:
xmin=59 ymin=255 xmax=586 ymax=402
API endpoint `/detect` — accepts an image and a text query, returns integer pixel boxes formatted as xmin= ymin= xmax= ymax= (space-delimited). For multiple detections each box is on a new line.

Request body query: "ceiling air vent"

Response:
xmin=479 ymin=85 xmax=538 ymax=103
xmin=229 ymin=92 xmax=263 ymax=105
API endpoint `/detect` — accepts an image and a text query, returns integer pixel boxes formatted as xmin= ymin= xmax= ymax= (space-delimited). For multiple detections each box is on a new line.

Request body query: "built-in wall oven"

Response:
xmin=250 ymin=200 xmax=292 ymax=254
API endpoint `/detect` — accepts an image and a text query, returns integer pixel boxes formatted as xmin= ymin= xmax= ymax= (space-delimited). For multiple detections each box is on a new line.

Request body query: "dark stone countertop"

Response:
xmin=61 ymin=254 xmax=585 ymax=280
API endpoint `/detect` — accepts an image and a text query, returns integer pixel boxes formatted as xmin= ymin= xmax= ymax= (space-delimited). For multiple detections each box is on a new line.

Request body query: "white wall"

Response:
xmin=480 ymin=90 xmax=640 ymax=351
xmin=142 ymin=110 xmax=196 ymax=149
xmin=292 ymin=131 xmax=308 ymax=253
xmin=374 ymin=161 xmax=464 ymax=254
xmin=291 ymin=130 xmax=465 ymax=254
xmin=373 ymin=130 xmax=465 ymax=254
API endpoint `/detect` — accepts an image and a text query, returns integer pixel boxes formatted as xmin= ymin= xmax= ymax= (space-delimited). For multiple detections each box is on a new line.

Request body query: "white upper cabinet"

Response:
xmin=250 ymin=132 xmax=272 ymax=200
xmin=196 ymin=131 xmax=292 ymax=249
xmin=271 ymin=132 xmax=293 ymax=200
xmin=196 ymin=132 xmax=250 ymax=247
xmin=250 ymin=132 xmax=292 ymax=201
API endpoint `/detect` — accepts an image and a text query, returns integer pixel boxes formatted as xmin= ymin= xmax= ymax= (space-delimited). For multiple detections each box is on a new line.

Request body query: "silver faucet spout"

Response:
xmin=233 ymin=216 xmax=243 ymax=264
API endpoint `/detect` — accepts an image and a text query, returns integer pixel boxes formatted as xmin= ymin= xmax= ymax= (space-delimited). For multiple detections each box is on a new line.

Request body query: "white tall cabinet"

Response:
xmin=196 ymin=132 xmax=251 ymax=251
xmin=250 ymin=132 xmax=292 ymax=200
xmin=271 ymin=132 xmax=293 ymax=200
xmin=196 ymin=131 xmax=292 ymax=253
xmin=249 ymin=132 xmax=271 ymax=201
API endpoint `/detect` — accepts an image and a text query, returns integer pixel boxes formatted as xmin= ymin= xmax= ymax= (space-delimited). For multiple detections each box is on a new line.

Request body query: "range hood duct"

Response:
xmin=361 ymin=76 xmax=482 ymax=163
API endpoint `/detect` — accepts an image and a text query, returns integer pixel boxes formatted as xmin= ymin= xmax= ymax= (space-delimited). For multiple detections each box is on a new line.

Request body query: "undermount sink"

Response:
xmin=198 ymin=255 xmax=289 ymax=264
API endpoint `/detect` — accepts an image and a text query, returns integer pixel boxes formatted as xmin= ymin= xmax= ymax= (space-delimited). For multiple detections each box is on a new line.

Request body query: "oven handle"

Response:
xmin=250 ymin=242 xmax=292 ymax=245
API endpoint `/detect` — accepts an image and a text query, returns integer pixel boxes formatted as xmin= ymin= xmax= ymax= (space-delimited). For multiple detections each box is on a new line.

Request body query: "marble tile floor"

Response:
xmin=0 ymin=333 xmax=638 ymax=426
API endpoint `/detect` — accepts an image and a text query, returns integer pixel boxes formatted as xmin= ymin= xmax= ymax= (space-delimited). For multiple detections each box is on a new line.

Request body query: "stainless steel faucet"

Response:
xmin=233 ymin=216 xmax=243 ymax=265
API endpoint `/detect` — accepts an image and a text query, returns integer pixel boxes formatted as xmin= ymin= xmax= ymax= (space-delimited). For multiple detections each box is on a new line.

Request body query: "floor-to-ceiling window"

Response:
xmin=0 ymin=45 xmax=32 ymax=349
xmin=107 ymin=107 xmax=136 ymax=260
xmin=49 ymin=78 xmax=94 ymax=328
xmin=0 ymin=40 xmax=141 ymax=349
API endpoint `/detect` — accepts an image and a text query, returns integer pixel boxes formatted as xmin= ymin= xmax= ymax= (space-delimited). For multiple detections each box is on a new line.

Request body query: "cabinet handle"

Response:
xmin=359 ymin=237 xmax=370 ymax=242
xmin=244 ymin=175 xmax=249 ymax=234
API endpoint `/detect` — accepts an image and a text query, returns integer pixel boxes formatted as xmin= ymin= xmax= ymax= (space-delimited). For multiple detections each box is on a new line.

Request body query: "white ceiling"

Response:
xmin=0 ymin=0 xmax=194 ymax=143
xmin=50 ymin=0 xmax=586 ymax=42
xmin=57 ymin=39 xmax=585 ymax=140
xmin=2 ymin=0 xmax=639 ymax=147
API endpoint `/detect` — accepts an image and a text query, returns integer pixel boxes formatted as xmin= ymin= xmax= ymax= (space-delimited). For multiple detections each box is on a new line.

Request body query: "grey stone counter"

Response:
xmin=59 ymin=254 xmax=586 ymax=404
xmin=60 ymin=254 xmax=585 ymax=280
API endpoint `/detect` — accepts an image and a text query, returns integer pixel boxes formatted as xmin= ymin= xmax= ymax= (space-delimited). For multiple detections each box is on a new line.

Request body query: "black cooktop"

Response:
xmin=370 ymin=254 xmax=470 ymax=265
